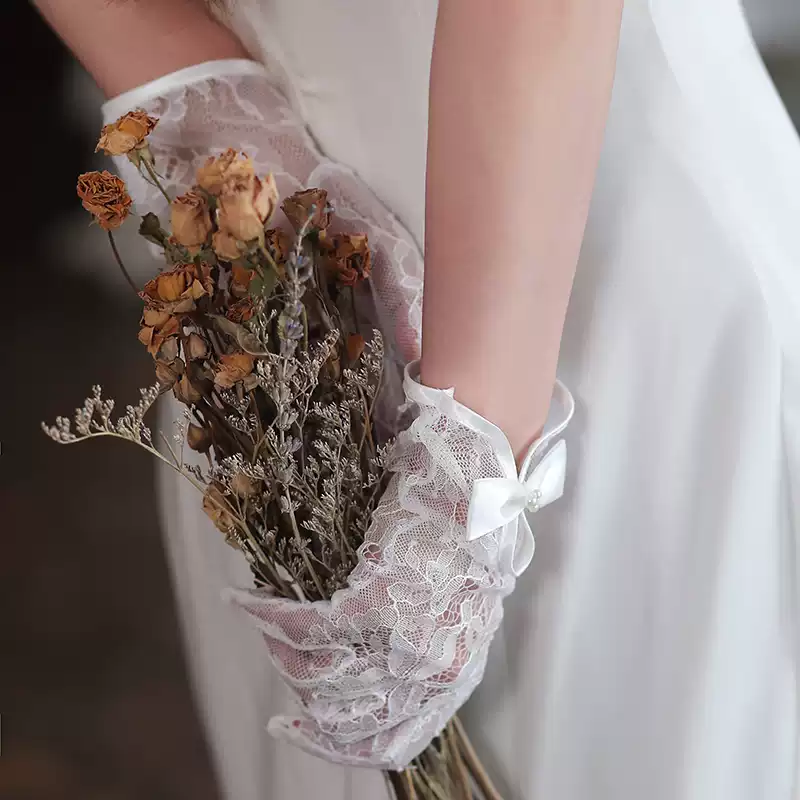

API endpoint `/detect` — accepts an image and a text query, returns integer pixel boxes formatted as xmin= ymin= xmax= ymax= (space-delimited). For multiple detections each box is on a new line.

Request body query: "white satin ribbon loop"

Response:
xmin=402 ymin=361 xmax=575 ymax=577
xmin=466 ymin=438 xmax=567 ymax=541
xmin=466 ymin=438 xmax=568 ymax=575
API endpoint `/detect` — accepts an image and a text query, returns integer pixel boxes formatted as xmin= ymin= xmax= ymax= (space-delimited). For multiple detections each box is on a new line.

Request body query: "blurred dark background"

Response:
xmin=1 ymin=2 xmax=800 ymax=799
xmin=0 ymin=4 xmax=220 ymax=800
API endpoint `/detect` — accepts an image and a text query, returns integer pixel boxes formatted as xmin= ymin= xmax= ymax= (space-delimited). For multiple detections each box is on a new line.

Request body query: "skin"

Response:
xmin=34 ymin=0 xmax=624 ymax=460
xmin=422 ymin=0 xmax=624 ymax=458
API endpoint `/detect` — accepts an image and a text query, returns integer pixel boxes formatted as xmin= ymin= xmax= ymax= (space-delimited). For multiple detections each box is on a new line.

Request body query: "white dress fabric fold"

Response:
xmin=108 ymin=0 xmax=800 ymax=797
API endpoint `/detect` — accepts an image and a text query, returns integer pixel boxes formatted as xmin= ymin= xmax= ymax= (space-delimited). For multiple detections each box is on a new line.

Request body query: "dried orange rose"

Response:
xmin=281 ymin=188 xmax=332 ymax=232
xmin=137 ymin=307 xmax=181 ymax=357
xmin=217 ymin=172 xmax=279 ymax=242
xmin=326 ymin=233 xmax=372 ymax=286
xmin=76 ymin=171 xmax=132 ymax=231
xmin=214 ymin=352 xmax=257 ymax=389
xmin=171 ymin=190 xmax=212 ymax=248
xmin=196 ymin=149 xmax=254 ymax=195
xmin=140 ymin=262 xmax=214 ymax=315
xmin=96 ymin=110 xmax=157 ymax=156
xmin=137 ymin=263 xmax=213 ymax=357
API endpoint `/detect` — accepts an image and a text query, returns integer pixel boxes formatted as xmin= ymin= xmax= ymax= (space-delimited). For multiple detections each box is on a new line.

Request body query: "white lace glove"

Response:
xmin=227 ymin=362 xmax=575 ymax=769
xmin=102 ymin=58 xmax=423 ymax=365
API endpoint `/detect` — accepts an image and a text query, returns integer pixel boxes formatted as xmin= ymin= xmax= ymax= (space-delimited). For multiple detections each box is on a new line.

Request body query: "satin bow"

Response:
xmin=401 ymin=361 xmax=575 ymax=577
xmin=466 ymin=437 xmax=568 ymax=576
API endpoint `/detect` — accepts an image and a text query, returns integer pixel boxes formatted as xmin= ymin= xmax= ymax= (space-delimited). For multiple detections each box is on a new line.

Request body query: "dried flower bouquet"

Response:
xmin=46 ymin=113 xmax=503 ymax=800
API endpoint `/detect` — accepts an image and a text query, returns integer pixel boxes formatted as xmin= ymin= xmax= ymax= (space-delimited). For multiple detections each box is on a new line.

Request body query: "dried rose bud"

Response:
xmin=202 ymin=484 xmax=238 ymax=544
xmin=281 ymin=188 xmax=332 ymax=232
xmin=155 ymin=358 xmax=183 ymax=391
xmin=157 ymin=336 xmax=180 ymax=363
xmin=212 ymin=229 xmax=243 ymax=262
xmin=346 ymin=333 xmax=366 ymax=363
xmin=187 ymin=423 xmax=212 ymax=453
xmin=76 ymin=171 xmax=132 ymax=231
xmin=96 ymin=110 xmax=157 ymax=156
xmin=217 ymin=172 xmax=279 ymax=242
xmin=326 ymin=354 xmax=342 ymax=381
xmin=214 ymin=353 xmax=256 ymax=389
xmin=171 ymin=190 xmax=212 ymax=248
xmin=173 ymin=373 xmax=203 ymax=406
xmin=231 ymin=472 xmax=260 ymax=498
xmin=196 ymin=149 xmax=254 ymax=195
xmin=184 ymin=333 xmax=208 ymax=361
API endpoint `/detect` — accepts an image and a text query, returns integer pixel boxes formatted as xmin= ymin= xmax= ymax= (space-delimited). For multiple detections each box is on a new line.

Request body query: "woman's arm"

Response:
xmin=32 ymin=0 xmax=248 ymax=97
xmin=422 ymin=0 xmax=623 ymax=458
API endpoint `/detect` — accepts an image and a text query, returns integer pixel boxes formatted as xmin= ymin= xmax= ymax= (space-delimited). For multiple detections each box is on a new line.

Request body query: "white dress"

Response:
xmin=106 ymin=0 xmax=800 ymax=797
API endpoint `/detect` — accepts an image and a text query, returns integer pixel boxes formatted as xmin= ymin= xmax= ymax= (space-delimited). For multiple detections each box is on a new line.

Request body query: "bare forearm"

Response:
xmin=32 ymin=0 xmax=249 ymax=97
xmin=422 ymin=0 xmax=623 ymax=457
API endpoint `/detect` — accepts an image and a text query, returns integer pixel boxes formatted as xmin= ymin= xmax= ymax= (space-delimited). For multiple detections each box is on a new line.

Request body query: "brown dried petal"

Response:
xmin=187 ymin=423 xmax=212 ymax=453
xmin=226 ymin=297 xmax=255 ymax=324
xmin=173 ymin=373 xmax=203 ymax=406
xmin=157 ymin=336 xmax=180 ymax=363
xmin=196 ymin=149 xmax=254 ymax=195
xmin=140 ymin=263 xmax=214 ymax=314
xmin=217 ymin=173 xmax=278 ymax=242
xmin=229 ymin=263 xmax=254 ymax=297
xmin=142 ymin=308 xmax=171 ymax=328
xmin=264 ymin=228 xmax=292 ymax=265
xmin=214 ymin=352 xmax=255 ymax=389
xmin=155 ymin=359 xmax=182 ymax=391
xmin=171 ymin=190 xmax=212 ymax=248
xmin=346 ymin=333 xmax=366 ymax=363
xmin=329 ymin=233 xmax=372 ymax=286
xmin=281 ymin=188 xmax=332 ymax=232
xmin=185 ymin=333 xmax=208 ymax=361
xmin=212 ymin=229 xmax=243 ymax=262
xmin=230 ymin=472 xmax=260 ymax=498
xmin=138 ymin=313 xmax=180 ymax=357
xmin=202 ymin=484 xmax=238 ymax=539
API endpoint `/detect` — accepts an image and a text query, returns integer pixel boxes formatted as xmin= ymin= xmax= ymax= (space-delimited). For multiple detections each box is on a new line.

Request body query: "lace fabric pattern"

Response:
xmin=227 ymin=367 xmax=525 ymax=769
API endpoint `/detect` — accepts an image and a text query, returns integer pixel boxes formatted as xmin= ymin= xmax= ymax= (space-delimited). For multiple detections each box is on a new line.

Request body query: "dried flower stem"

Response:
xmin=283 ymin=487 xmax=326 ymax=600
xmin=107 ymin=231 xmax=139 ymax=295
xmin=141 ymin=158 xmax=173 ymax=206
xmin=349 ymin=286 xmax=361 ymax=332
xmin=452 ymin=716 xmax=503 ymax=800
xmin=446 ymin=723 xmax=471 ymax=800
